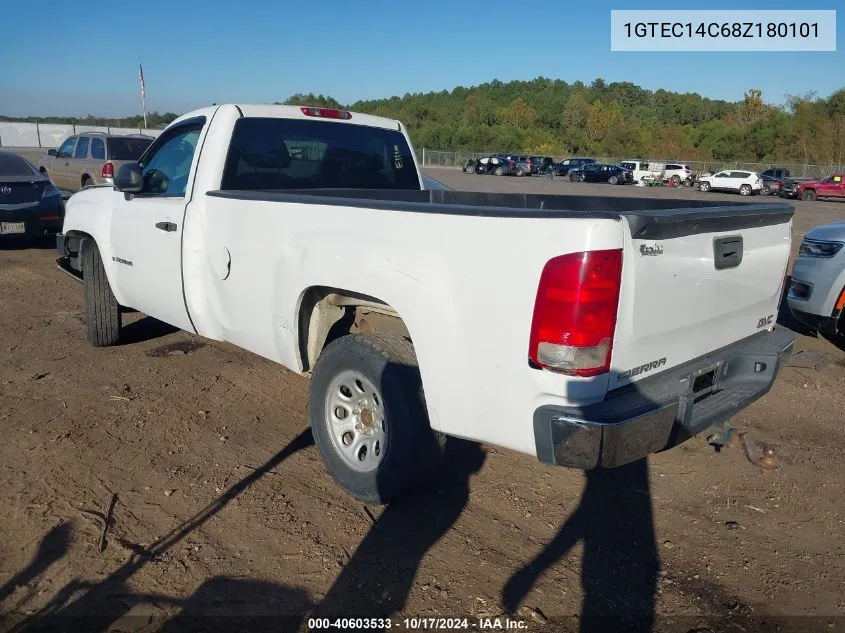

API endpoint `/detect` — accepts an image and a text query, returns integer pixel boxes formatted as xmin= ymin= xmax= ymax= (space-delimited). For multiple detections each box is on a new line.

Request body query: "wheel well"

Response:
xmin=63 ymin=231 xmax=94 ymax=274
xmin=81 ymin=174 xmax=92 ymax=186
xmin=298 ymin=286 xmax=410 ymax=373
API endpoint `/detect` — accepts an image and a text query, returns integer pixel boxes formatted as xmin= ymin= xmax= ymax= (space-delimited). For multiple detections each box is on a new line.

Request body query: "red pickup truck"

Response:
xmin=797 ymin=174 xmax=845 ymax=201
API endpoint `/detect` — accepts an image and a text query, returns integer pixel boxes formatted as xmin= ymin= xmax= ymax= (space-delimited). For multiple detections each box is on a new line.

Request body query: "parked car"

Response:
xmin=532 ymin=156 xmax=554 ymax=175
xmin=697 ymin=170 xmax=763 ymax=196
xmin=787 ymin=221 xmax=845 ymax=341
xmin=760 ymin=174 xmax=786 ymax=196
xmin=0 ymin=151 xmax=64 ymax=240
xmin=618 ymin=159 xmax=654 ymax=183
xmin=571 ymin=163 xmax=632 ymax=184
xmin=779 ymin=177 xmax=813 ymax=199
xmin=504 ymin=155 xmax=534 ymax=177
xmin=553 ymin=157 xmax=596 ymax=176
xmin=464 ymin=155 xmax=517 ymax=176
xmin=57 ymin=103 xmax=795 ymax=504
xmin=38 ymin=132 xmax=154 ymax=194
xmin=795 ymin=174 xmax=845 ymax=201
xmin=661 ymin=163 xmax=694 ymax=185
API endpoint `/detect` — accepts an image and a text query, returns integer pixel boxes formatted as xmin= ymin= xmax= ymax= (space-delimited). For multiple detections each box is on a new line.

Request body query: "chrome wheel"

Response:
xmin=325 ymin=370 xmax=386 ymax=472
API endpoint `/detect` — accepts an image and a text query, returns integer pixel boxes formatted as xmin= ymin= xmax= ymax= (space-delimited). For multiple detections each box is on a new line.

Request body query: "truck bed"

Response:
xmin=206 ymin=189 xmax=794 ymax=239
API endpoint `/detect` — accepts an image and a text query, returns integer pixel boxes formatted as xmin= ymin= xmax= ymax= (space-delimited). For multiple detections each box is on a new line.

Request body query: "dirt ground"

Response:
xmin=1 ymin=172 xmax=844 ymax=633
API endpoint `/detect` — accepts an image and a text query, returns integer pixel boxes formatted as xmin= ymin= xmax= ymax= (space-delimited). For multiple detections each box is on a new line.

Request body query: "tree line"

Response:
xmin=285 ymin=79 xmax=845 ymax=165
xmin=6 ymin=77 xmax=843 ymax=164
xmin=0 ymin=112 xmax=179 ymax=130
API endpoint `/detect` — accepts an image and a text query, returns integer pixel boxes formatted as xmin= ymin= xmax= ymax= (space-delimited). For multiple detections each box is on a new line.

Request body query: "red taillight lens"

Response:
xmin=776 ymin=181 xmax=783 ymax=187
xmin=528 ymin=249 xmax=623 ymax=377
xmin=300 ymin=106 xmax=352 ymax=120
xmin=102 ymin=162 xmax=114 ymax=178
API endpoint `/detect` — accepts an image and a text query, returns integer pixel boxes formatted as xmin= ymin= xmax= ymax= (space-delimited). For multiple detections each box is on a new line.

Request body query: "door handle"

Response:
xmin=155 ymin=221 xmax=178 ymax=232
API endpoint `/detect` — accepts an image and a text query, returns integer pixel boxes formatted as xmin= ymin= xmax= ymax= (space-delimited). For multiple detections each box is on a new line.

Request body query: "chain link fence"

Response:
xmin=415 ymin=149 xmax=845 ymax=179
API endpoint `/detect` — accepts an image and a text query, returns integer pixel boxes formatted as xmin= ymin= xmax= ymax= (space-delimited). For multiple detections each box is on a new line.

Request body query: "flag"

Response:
xmin=139 ymin=63 xmax=146 ymax=99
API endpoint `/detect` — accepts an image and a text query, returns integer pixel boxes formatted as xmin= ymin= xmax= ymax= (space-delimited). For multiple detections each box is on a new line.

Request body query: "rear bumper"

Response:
xmin=533 ymin=327 xmax=795 ymax=469
xmin=0 ymin=199 xmax=64 ymax=238
xmin=789 ymin=307 xmax=841 ymax=335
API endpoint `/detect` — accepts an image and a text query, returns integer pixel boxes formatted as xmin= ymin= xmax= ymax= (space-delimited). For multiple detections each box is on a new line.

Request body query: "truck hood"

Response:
xmin=805 ymin=221 xmax=845 ymax=241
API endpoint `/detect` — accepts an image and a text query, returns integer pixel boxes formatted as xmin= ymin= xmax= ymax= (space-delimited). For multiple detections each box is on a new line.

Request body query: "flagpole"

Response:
xmin=139 ymin=59 xmax=147 ymax=129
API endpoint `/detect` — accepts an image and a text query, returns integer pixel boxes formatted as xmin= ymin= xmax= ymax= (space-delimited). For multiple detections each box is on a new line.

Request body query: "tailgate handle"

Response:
xmin=713 ymin=236 xmax=743 ymax=270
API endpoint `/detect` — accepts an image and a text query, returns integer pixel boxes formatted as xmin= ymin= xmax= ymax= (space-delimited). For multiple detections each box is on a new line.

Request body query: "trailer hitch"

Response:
xmin=707 ymin=423 xmax=776 ymax=470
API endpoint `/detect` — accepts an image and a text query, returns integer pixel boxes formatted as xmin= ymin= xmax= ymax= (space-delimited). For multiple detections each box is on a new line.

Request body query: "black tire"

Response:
xmin=739 ymin=184 xmax=752 ymax=196
xmin=671 ymin=174 xmax=681 ymax=185
xmin=465 ymin=165 xmax=474 ymax=174
xmin=82 ymin=176 xmax=93 ymax=189
xmin=700 ymin=181 xmax=711 ymax=192
xmin=802 ymin=190 xmax=817 ymax=201
xmin=494 ymin=166 xmax=504 ymax=176
xmin=81 ymin=240 xmax=122 ymax=347
xmin=762 ymin=185 xmax=771 ymax=196
xmin=608 ymin=175 xmax=618 ymax=185
xmin=309 ymin=332 xmax=444 ymax=505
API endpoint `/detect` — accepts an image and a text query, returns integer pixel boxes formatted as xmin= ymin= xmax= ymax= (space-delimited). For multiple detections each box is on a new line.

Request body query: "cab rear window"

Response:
xmin=221 ymin=117 xmax=420 ymax=191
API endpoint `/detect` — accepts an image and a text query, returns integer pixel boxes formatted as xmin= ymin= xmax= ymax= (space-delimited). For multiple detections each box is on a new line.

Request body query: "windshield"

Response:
xmin=109 ymin=137 xmax=154 ymax=160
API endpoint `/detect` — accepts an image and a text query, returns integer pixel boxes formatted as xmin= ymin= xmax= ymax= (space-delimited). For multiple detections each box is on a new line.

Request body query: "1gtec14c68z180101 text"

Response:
xmin=623 ymin=22 xmax=819 ymax=39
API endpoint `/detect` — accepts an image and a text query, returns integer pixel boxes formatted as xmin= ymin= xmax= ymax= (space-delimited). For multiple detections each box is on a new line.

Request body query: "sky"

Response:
xmin=0 ymin=0 xmax=841 ymax=118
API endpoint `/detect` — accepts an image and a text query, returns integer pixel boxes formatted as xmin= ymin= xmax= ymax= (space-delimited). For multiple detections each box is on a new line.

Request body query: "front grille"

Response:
xmin=0 ymin=181 xmax=44 ymax=204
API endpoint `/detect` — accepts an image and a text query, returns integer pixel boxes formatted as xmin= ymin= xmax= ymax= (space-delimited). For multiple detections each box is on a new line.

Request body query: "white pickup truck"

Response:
xmin=56 ymin=104 xmax=796 ymax=504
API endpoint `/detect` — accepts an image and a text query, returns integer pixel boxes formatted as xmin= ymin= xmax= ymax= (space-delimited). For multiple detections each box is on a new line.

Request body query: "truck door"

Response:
xmin=108 ymin=118 xmax=207 ymax=333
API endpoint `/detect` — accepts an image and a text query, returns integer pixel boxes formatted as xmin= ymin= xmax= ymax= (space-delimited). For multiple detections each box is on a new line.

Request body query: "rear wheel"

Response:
xmin=739 ymin=184 xmax=752 ymax=196
xmin=671 ymin=175 xmax=681 ymax=185
xmin=516 ymin=168 xmax=524 ymax=177
xmin=81 ymin=240 xmax=122 ymax=347
xmin=762 ymin=184 xmax=771 ymax=196
xmin=465 ymin=165 xmax=475 ymax=174
xmin=802 ymin=190 xmax=817 ymax=201
xmin=309 ymin=332 xmax=444 ymax=505
xmin=82 ymin=176 xmax=93 ymax=189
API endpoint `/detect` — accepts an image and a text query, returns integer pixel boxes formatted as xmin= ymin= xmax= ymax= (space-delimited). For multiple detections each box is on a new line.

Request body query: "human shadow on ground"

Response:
xmin=502 ymin=459 xmax=659 ymax=633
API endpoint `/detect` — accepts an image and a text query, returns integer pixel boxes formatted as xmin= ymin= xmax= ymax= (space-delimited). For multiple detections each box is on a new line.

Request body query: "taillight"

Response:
xmin=528 ymin=249 xmax=623 ymax=377
xmin=102 ymin=162 xmax=114 ymax=178
xmin=300 ymin=106 xmax=352 ymax=120
xmin=776 ymin=181 xmax=783 ymax=187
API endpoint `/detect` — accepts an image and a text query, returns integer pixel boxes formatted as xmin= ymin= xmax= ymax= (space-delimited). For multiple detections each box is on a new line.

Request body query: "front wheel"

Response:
xmin=81 ymin=240 xmax=122 ymax=347
xmin=494 ymin=167 xmax=504 ymax=176
xmin=802 ymin=190 xmax=817 ymax=201
xmin=739 ymin=184 xmax=752 ymax=196
xmin=700 ymin=181 xmax=711 ymax=192
xmin=309 ymin=332 xmax=444 ymax=505
xmin=465 ymin=165 xmax=475 ymax=174
xmin=608 ymin=175 xmax=618 ymax=185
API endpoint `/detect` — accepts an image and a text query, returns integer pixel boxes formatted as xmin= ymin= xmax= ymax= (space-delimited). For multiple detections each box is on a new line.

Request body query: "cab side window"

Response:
xmin=139 ymin=123 xmax=204 ymax=197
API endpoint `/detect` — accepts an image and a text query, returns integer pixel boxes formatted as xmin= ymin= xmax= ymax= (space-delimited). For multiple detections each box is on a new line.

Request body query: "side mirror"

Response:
xmin=47 ymin=149 xmax=58 ymax=157
xmin=115 ymin=162 xmax=143 ymax=193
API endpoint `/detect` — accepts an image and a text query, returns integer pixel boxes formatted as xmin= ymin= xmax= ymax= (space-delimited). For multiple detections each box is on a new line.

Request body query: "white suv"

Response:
xmin=661 ymin=163 xmax=694 ymax=184
xmin=698 ymin=170 xmax=763 ymax=196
